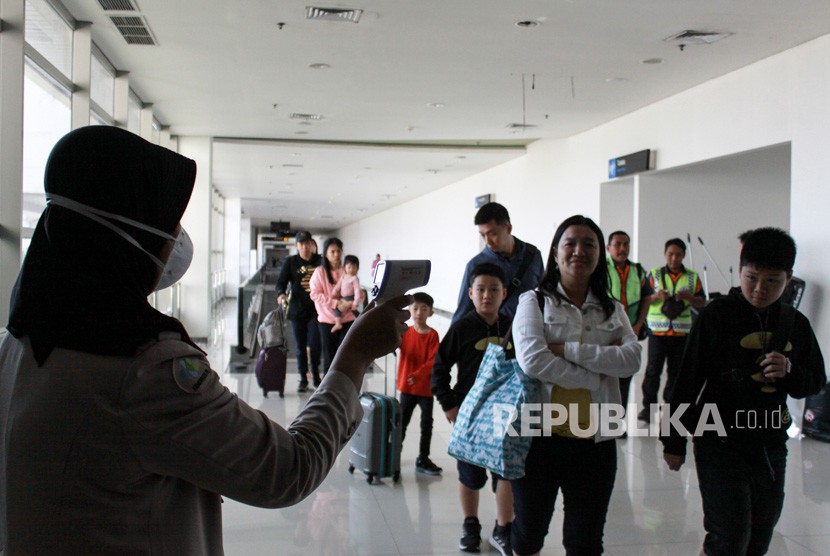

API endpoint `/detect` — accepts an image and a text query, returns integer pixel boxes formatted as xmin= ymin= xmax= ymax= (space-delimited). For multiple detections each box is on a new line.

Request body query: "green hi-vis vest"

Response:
xmin=646 ymin=266 xmax=698 ymax=334
xmin=607 ymin=258 xmax=645 ymax=327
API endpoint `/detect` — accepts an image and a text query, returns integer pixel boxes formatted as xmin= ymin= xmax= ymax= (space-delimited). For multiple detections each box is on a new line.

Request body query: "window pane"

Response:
xmin=25 ymin=0 xmax=72 ymax=79
xmin=90 ymin=54 xmax=114 ymax=117
xmin=23 ymin=58 xmax=71 ymax=233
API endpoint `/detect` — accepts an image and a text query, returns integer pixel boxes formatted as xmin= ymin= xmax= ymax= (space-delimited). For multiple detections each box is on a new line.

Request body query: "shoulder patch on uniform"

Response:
xmin=173 ymin=356 xmax=211 ymax=394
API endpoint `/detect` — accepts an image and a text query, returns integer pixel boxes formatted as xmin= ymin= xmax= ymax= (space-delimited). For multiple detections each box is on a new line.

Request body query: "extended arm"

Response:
xmin=123 ymin=295 xmax=411 ymax=508
xmin=513 ymin=294 xmax=599 ymax=390
xmin=562 ymin=305 xmax=641 ymax=378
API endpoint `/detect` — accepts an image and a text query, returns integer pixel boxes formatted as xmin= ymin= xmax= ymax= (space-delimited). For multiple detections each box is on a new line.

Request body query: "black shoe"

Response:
xmin=297 ymin=383 xmax=309 ymax=393
xmin=489 ymin=521 xmax=511 ymax=556
xmin=313 ymin=379 xmax=322 ymax=388
xmin=415 ymin=456 xmax=442 ymax=476
xmin=459 ymin=516 xmax=481 ymax=552
xmin=637 ymin=408 xmax=650 ymax=423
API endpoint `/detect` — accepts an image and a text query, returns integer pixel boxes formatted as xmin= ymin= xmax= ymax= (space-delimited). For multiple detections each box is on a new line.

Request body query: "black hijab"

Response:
xmin=7 ymin=126 xmax=201 ymax=366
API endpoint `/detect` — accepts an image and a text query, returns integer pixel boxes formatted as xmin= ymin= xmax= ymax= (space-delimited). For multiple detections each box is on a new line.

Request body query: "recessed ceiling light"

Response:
xmin=426 ymin=102 xmax=445 ymax=108
xmin=308 ymin=63 xmax=330 ymax=70
xmin=641 ymin=58 xmax=664 ymax=65
xmin=605 ymin=77 xmax=628 ymax=83
xmin=516 ymin=19 xmax=541 ymax=28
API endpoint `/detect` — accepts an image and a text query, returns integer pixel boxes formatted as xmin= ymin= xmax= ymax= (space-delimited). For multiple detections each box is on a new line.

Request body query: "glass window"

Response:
xmin=90 ymin=51 xmax=115 ymax=117
xmin=24 ymin=0 xmax=72 ymax=79
xmin=22 ymin=58 xmax=71 ymax=247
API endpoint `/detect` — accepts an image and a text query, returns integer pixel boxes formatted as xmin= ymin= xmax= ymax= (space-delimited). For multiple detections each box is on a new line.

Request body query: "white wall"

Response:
xmin=339 ymin=35 xmax=830 ymax=351
xmin=635 ymin=143 xmax=790 ymax=293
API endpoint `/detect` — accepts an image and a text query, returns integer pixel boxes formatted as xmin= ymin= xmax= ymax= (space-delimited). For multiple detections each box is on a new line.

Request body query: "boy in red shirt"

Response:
xmin=397 ymin=292 xmax=442 ymax=475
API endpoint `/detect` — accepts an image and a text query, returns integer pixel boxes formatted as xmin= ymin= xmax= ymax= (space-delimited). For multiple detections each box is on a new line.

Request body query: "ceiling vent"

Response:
xmin=290 ymin=113 xmax=323 ymax=121
xmin=108 ymin=15 xmax=157 ymax=45
xmin=306 ymin=7 xmax=363 ymax=23
xmin=97 ymin=0 xmax=137 ymax=11
xmin=664 ymin=30 xmax=732 ymax=46
xmin=506 ymin=123 xmax=537 ymax=130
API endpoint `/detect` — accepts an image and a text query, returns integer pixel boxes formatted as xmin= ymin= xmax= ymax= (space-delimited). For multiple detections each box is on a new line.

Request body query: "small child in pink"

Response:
xmin=331 ymin=255 xmax=362 ymax=332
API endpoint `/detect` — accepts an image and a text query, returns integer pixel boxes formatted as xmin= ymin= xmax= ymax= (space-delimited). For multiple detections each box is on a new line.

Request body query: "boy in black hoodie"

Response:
xmin=431 ymin=262 xmax=514 ymax=555
xmin=661 ymin=227 xmax=825 ymax=556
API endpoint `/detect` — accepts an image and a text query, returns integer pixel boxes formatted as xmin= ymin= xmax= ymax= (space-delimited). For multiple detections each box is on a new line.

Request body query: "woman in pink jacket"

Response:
xmin=310 ymin=238 xmax=364 ymax=376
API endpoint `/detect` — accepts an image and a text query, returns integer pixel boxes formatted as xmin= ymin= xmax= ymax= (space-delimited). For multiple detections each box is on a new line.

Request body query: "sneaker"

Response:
xmin=415 ymin=456 xmax=442 ymax=476
xmin=297 ymin=383 xmax=309 ymax=393
xmin=489 ymin=521 xmax=511 ymax=556
xmin=637 ymin=408 xmax=650 ymax=423
xmin=459 ymin=516 xmax=481 ymax=552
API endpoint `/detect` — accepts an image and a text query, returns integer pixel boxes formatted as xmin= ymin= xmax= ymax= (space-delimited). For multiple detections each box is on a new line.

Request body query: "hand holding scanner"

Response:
xmin=370 ymin=260 xmax=431 ymax=303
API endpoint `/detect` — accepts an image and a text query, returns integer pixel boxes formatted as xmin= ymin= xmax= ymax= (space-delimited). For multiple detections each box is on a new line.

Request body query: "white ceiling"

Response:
xmin=63 ymin=0 xmax=830 ymax=231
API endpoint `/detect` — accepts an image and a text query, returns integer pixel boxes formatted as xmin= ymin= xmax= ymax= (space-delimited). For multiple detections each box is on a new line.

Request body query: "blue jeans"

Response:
xmin=511 ymin=435 xmax=616 ymax=555
xmin=290 ymin=315 xmax=320 ymax=385
xmin=694 ymin=436 xmax=787 ymax=556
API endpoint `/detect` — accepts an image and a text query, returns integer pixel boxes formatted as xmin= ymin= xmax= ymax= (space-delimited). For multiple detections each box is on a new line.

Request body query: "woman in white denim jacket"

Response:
xmin=510 ymin=215 xmax=641 ymax=556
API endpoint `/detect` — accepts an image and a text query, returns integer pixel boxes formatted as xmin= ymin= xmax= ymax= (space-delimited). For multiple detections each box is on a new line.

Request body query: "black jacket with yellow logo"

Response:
xmin=662 ymin=288 xmax=825 ymax=455
xmin=431 ymin=312 xmax=513 ymax=412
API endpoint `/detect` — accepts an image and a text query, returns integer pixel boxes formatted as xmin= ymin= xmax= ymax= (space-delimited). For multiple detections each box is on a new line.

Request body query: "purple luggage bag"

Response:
xmin=255 ymin=346 xmax=286 ymax=398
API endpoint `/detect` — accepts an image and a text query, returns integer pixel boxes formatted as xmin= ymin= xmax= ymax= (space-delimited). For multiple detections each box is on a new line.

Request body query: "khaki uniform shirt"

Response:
xmin=0 ymin=331 xmax=361 ymax=554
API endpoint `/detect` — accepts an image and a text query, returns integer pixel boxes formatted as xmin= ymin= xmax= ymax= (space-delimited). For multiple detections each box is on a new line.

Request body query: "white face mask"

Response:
xmin=46 ymin=193 xmax=193 ymax=291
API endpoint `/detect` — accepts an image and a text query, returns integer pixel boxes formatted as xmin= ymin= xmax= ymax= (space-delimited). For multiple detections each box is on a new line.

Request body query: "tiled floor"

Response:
xmin=202 ymin=300 xmax=830 ymax=555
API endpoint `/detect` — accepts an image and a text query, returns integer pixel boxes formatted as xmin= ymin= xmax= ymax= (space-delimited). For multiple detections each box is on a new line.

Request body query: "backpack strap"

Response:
xmin=499 ymin=289 xmax=545 ymax=350
xmin=507 ymin=243 xmax=539 ymax=301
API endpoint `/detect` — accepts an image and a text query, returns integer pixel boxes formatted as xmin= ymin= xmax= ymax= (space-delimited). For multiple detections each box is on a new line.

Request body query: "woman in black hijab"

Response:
xmin=0 ymin=126 xmax=411 ymax=554
xmin=8 ymin=125 xmax=197 ymax=364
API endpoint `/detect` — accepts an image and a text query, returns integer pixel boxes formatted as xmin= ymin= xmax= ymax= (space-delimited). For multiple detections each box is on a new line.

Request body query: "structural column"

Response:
xmin=0 ymin=0 xmax=25 ymax=326
xmin=70 ymin=21 xmax=91 ymax=129
xmin=177 ymin=136 xmax=213 ymax=340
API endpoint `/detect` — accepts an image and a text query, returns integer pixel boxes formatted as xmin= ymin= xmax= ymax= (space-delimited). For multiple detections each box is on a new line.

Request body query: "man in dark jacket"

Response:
xmin=661 ymin=227 xmax=825 ymax=556
xmin=277 ymin=231 xmax=323 ymax=392
xmin=452 ymin=202 xmax=543 ymax=324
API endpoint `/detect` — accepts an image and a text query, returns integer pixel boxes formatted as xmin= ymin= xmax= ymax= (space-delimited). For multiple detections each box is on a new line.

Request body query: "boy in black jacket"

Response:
xmin=431 ymin=263 xmax=514 ymax=555
xmin=661 ymin=227 xmax=825 ymax=556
